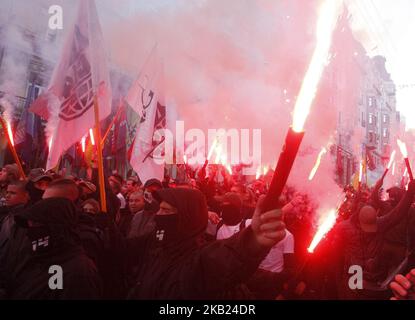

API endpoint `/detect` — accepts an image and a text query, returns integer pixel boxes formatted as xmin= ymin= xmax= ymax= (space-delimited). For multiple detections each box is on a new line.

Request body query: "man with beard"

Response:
xmin=126 ymin=188 xmax=286 ymax=299
xmin=0 ymin=179 xmax=101 ymax=299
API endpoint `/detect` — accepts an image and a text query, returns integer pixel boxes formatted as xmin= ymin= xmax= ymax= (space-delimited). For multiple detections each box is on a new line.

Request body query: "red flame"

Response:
xmin=387 ymin=150 xmax=396 ymax=169
xmin=48 ymin=136 xmax=53 ymax=153
xmin=81 ymin=136 xmax=86 ymax=153
xmin=89 ymin=129 xmax=95 ymax=146
xmin=6 ymin=121 xmax=14 ymax=146
xmin=292 ymin=0 xmax=340 ymax=132
xmin=359 ymin=161 xmax=363 ymax=183
xmin=307 ymin=209 xmax=337 ymax=253
xmin=397 ymin=139 xmax=408 ymax=158
xmin=308 ymin=147 xmax=327 ymax=180
xmin=256 ymin=165 xmax=262 ymax=179
xmin=207 ymin=138 xmax=218 ymax=161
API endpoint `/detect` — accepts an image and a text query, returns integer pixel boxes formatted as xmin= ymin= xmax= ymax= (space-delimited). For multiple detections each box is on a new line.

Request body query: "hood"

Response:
xmin=25 ymin=180 xmax=45 ymax=204
xmin=154 ymin=188 xmax=208 ymax=241
xmin=15 ymin=197 xmax=81 ymax=253
xmin=15 ymin=197 xmax=79 ymax=229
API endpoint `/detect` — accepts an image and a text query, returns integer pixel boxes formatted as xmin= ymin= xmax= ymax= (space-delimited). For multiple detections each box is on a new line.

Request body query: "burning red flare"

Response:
xmin=214 ymin=144 xmax=223 ymax=164
xmin=307 ymin=209 xmax=337 ymax=253
xmin=397 ymin=139 xmax=408 ymax=158
xmin=387 ymin=150 xmax=396 ymax=169
xmin=263 ymin=165 xmax=269 ymax=176
xmin=256 ymin=166 xmax=262 ymax=180
xmin=359 ymin=161 xmax=363 ymax=183
xmin=308 ymin=147 xmax=327 ymax=180
xmin=207 ymin=138 xmax=218 ymax=161
xmin=398 ymin=139 xmax=414 ymax=181
xmin=6 ymin=121 xmax=14 ymax=146
xmin=48 ymin=136 xmax=53 ymax=153
xmin=81 ymin=136 xmax=86 ymax=153
xmin=89 ymin=128 xmax=95 ymax=146
xmin=292 ymin=0 xmax=341 ymax=132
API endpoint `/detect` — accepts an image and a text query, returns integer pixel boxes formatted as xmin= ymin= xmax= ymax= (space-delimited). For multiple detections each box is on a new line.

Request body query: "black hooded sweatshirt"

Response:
xmin=126 ymin=188 xmax=270 ymax=300
xmin=2 ymin=198 xmax=102 ymax=299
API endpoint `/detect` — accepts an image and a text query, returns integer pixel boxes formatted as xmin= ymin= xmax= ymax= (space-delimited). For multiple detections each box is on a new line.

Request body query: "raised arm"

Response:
xmin=377 ymin=180 xmax=415 ymax=233
xmin=188 ymin=196 xmax=286 ymax=298
xmin=370 ymin=177 xmax=384 ymax=210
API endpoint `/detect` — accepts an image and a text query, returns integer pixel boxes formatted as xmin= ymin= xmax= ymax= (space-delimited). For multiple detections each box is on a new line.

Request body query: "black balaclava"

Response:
xmin=154 ymin=214 xmax=180 ymax=244
xmin=220 ymin=192 xmax=243 ymax=226
xmin=221 ymin=204 xmax=243 ymax=226
xmin=153 ymin=188 xmax=208 ymax=247
xmin=25 ymin=180 xmax=45 ymax=204
xmin=15 ymin=197 xmax=80 ymax=255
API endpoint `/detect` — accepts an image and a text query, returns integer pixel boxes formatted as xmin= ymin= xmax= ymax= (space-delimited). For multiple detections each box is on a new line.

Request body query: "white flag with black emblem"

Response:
xmin=44 ymin=0 xmax=112 ymax=169
xmin=126 ymin=47 xmax=166 ymax=183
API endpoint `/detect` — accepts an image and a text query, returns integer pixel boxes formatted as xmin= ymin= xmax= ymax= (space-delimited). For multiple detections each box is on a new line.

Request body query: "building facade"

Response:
xmin=327 ymin=11 xmax=403 ymax=187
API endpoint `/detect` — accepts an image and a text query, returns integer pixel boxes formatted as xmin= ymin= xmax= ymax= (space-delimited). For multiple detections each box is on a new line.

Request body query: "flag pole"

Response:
xmin=93 ymin=95 xmax=107 ymax=213
xmin=0 ymin=116 xmax=26 ymax=179
xmin=101 ymin=98 xmax=124 ymax=147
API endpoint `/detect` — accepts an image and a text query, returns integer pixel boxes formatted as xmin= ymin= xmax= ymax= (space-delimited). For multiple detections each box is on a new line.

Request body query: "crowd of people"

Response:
xmin=0 ymin=159 xmax=414 ymax=300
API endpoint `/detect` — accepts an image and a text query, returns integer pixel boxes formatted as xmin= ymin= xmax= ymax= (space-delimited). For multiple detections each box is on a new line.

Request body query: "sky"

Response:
xmin=346 ymin=0 xmax=415 ymax=129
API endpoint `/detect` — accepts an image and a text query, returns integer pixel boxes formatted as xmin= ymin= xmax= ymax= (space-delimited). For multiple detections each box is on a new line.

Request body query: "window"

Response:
xmin=383 ymin=128 xmax=388 ymax=138
xmin=368 ymin=97 xmax=373 ymax=107
xmin=369 ymin=113 xmax=373 ymax=124
xmin=383 ymin=114 xmax=388 ymax=124
xmin=26 ymin=83 xmax=43 ymax=100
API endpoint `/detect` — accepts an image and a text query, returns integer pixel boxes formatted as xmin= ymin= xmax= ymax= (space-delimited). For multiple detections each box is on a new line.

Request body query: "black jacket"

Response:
xmin=126 ymin=188 xmax=269 ymax=299
xmin=334 ymin=187 xmax=415 ymax=283
xmin=2 ymin=198 xmax=102 ymax=299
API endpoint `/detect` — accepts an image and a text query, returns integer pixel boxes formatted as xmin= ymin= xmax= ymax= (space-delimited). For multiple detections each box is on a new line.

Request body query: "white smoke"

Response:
xmin=0 ymin=21 xmax=33 ymax=122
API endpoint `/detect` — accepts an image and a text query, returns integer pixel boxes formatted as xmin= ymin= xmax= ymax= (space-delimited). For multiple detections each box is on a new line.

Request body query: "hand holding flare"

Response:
xmin=262 ymin=0 xmax=341 ymax=212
